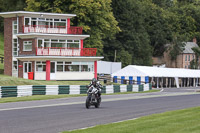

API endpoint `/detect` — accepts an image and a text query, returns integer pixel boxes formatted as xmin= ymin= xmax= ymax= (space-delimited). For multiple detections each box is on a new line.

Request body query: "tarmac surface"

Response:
xmin=0 ymin=87 xmax=200 ymax=133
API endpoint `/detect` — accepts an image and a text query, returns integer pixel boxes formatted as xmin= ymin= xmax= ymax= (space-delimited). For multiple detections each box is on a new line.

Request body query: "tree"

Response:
xmin=0 ymin=0 xmax=26 ymax=32
xmin=168 ymin=35 xmax=186 ymax=67
xmin=190 ymin=47 xmax=200 ymax=69
xmin=142 ymin=1 xmax=174 ymax=56
xmin=108 ymin=0 xmax=153 ymax=66
xmin=152 ymin=0 xmax=174 ymax=8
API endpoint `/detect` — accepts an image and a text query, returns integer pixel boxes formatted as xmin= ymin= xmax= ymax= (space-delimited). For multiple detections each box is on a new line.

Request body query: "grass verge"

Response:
xmin=63 ymin=106 xmax=200 ymax=133
xmin=0 ymin=94 xmax=86 ymax=103
xmin=0 ymin=90 xmax=159 ymax=103
xmin=0 ymin=74 xmax=91 ymax=86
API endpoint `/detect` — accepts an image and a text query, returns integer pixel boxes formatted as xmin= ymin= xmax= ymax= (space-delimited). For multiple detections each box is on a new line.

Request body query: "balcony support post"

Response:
xmin=94 ymin=61 xmax=97 ymax=79
xmin=46 ymin=60 xmax=50 ymax=81
xmin=81 ymin=40 xmax=83 ymax=56
xmin=67 ymin=18 xmax=70 ymax=34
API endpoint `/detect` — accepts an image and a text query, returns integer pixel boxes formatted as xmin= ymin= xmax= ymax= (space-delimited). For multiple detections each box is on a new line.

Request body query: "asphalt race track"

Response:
xmin=0 ymin=87 xmax=200 ymax=133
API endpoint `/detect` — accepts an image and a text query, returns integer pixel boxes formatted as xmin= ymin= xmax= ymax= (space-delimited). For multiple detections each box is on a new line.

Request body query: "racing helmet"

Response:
xmin=92 ymin=78 xmax=97 ymax=85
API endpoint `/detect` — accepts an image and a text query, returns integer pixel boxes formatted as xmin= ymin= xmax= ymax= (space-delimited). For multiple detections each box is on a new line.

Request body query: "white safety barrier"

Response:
xmin=120 ymin=85 xmax=127 ymax=92
xmin=69 ymin=85 xmax=80 ymax=94
xmin=143 ymin=84 xmax=149 ymax=91
xmin=106 ymin=85 xmax=114 ymax=94
xmin=17 ymin=85 xmax=33 ymax=97
xmin=46 ymin=85 xmax=59 ymax=95
xmin=133 ymin=85 xmax=139 ymax=92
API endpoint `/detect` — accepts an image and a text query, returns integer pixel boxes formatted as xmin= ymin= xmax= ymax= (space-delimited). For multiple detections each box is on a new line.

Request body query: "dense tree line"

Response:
xmin=1 ymin=0 xmax=200 ymax=67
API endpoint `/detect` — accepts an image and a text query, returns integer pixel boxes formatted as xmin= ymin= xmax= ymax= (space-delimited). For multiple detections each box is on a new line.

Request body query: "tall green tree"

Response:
xmin=152 ymin=0 xmax=174 ymax=8
xmin=168 ymin=35 xmax=186 ymax=67
xmin=109 ymin=0 xmax=174 ymax=66
xmin=26 ymin=0 xmax=120 ymax=55
xmin=0 ymin=0 xmax=26 ymax=32
xmin=190 ymin=47 xmax=200 ymax=69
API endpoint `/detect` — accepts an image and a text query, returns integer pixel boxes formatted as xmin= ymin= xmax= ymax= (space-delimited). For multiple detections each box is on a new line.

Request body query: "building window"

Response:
xmin=37 ymin=39 xmax=80 ymax=48
xmin=25 ymin=17 xmax=67 ymax=28
xmin=12 ymin=20 xmax=18 ymax=34
xmin=185 ymin=55 xmax=187 ymax=61
xmin=23 ymin=41 xmax=32 ymax=51
xmin=36 ymin=61 xmax=46 ymax=72
xmin=67 ymin=40 xmax=80 ymax=48
xmin=56 ymin=61 xmax=94 ymax=72
xmin=12 ymin=39 xmax=18 ymax=56
xmin=57 ymin=61 xmax=64 ymax=72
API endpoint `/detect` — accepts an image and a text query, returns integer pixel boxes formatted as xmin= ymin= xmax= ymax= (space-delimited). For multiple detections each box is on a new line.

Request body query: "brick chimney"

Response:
xmin=193 ymin=38 xmax=197 ymax=43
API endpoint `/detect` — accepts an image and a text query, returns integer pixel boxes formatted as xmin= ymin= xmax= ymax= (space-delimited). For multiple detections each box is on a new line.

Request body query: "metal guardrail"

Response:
xmin=0 ymin=84 xmax=152 ymax=98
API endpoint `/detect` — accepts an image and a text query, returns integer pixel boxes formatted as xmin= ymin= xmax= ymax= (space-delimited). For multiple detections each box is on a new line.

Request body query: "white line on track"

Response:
xmin=0 ymin=92 xmax=198 ymax=112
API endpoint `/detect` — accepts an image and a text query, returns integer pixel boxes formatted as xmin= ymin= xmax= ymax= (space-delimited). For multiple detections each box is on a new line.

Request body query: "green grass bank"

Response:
xmin=63 ymin=106 xmax=200 ymax=133
xmin=0 ymin=74 xmax=91 ymax=86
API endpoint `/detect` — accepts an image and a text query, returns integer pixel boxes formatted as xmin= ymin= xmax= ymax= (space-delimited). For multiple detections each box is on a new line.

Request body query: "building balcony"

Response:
xmin=36 ymin=47 xmax=97 ymax=56
xmin=23 ymin=25 xmax=83 ymax=35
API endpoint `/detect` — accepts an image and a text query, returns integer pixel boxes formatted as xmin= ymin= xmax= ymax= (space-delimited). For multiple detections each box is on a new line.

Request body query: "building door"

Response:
xmin=23 ymin=62 xmax=32 ymax=79
xmin=50 ymin=62 xmax=56 ymax=80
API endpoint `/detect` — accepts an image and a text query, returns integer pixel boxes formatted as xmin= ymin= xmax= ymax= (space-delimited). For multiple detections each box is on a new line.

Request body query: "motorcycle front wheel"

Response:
xmin=85 ymin=96 xmax=91 ymax=109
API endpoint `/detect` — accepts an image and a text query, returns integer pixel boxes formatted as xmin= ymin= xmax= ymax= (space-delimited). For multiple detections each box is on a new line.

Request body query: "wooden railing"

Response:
xmin=36 ymin=47 xmax=97 ymax=56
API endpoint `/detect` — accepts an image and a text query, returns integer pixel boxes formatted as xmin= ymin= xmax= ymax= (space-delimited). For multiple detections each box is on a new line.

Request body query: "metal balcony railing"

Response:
xmin=23 ymin=25 xmax=83 ymax=34
xmin=36 ymin=47 xmax=97 ymax=56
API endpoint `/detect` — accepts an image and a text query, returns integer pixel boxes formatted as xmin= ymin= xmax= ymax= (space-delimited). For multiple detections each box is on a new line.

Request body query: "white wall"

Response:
xmin=35 ymin=72 xmax=94 ymax=80
xmin=35 ymin=72 xmax=46 ymax=80
xmin=56 ymin=72 xmax=94 ymax=80
xmin=97 ymin=61 xmax=121 ymax=74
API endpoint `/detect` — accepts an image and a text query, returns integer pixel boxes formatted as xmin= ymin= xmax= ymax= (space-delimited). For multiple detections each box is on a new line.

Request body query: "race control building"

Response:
xmin=0 ymin=11 xmax=103 ymax=80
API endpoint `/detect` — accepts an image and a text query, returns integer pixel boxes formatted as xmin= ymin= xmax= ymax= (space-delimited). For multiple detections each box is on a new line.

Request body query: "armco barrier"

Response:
xmin=0 ymin=84 xmax=152 ymax=98
xmin=0 ymin=86 xmax=1 ymax=98
xmin=32 ymin=85 xmax=46 ymax=95
xmin=58 ymin=85 xmax=70 ymax=94
xmin=1 ymin=86 xmax=17 ymax=98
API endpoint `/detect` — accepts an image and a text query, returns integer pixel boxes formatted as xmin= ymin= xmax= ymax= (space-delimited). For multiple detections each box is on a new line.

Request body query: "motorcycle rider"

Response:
xmin=87 ymin=78 xmax=102 ymax=99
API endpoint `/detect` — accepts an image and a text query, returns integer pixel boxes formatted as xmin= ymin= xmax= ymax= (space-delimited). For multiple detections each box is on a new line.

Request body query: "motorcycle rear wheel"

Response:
xmin=95 ymin=97 xmax=101 ymax=108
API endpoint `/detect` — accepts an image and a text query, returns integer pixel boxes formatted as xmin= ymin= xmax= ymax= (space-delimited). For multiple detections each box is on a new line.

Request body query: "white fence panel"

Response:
xmin=17 ymin=85 xmax=32 ymax=97
xmin=106 ymin=85 xmax=114 ymax=94
xmin=132 ymin=85 xmax=139 ymax=92
xmin=144 ymin=84 xmax=149 ymax=91
xmin=120 ymin=85 xmax=127 ymax=92
xmin=69 ymin=85 xmax=80 ymax=94
xmin=46 ymin=85 xmax=59 ymax=95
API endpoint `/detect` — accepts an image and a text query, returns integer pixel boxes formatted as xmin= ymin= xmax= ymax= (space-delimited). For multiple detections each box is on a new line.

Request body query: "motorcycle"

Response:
xmin=85 ymin=86 xmax=101 ymax=109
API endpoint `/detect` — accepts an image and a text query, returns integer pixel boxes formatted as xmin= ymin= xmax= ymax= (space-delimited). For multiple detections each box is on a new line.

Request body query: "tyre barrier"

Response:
xmin=0 ymin=84 xmax=152 ymax=98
